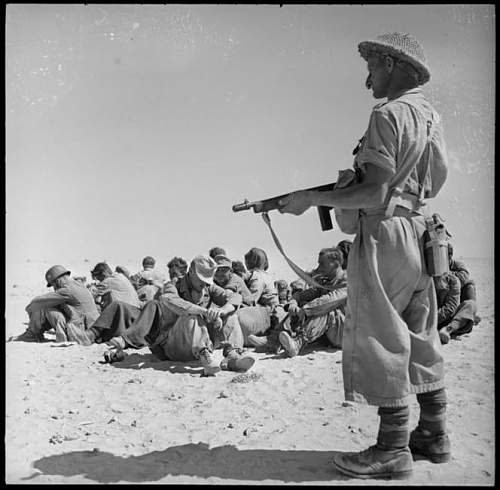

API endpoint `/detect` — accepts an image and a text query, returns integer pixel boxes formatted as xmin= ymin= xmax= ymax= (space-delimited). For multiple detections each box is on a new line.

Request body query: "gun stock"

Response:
xmin=232 ymin=182 xmax=336 ymax=231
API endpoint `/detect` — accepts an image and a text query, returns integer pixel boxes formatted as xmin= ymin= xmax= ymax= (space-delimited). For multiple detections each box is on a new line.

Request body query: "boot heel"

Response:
xmin=428 ymin=453 xmax=451 ymax=464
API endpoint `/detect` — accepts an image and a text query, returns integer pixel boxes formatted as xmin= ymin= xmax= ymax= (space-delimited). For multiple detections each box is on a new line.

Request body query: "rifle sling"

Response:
xmin=261 ymin=212 xmax=340 ymax=292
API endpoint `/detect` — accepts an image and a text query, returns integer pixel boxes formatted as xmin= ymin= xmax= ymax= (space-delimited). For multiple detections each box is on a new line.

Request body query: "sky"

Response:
xmin=5 ymin=4 xmax=495 ymax=282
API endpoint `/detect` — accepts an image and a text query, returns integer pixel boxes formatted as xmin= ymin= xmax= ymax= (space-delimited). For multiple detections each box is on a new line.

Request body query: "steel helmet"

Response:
xmin=45 ymin=265 xmax=71 ymax=287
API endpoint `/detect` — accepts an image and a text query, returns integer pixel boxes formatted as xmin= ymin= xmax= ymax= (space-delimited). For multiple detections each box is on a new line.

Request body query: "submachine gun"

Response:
xmin=232 ymin=182 xmax=337 ymax=231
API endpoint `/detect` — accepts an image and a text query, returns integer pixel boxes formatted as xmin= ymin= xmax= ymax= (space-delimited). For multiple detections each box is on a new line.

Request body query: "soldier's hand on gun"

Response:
xmin=278 ymin=190 xmax=314 ymax=215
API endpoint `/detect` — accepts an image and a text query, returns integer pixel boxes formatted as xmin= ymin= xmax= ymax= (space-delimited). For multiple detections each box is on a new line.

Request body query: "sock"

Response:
xmin=377 ymin=405 xmax=410 ymax=450
xmin=416 ymin=388 xmax=447 ymax=435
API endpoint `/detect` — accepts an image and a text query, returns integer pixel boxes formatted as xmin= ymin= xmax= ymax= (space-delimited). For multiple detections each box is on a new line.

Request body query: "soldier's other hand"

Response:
xmin=278 ymin=190 xmax=313 ymax=215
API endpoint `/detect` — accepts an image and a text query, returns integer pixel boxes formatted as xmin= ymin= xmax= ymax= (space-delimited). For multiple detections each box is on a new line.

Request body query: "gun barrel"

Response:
xmin=232 ymin=199 xmax=253 ymax=212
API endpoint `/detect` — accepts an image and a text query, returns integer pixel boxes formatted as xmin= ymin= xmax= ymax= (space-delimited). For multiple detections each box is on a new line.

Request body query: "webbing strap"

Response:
xmin=261 ymin=212 xmax=340 ymax=292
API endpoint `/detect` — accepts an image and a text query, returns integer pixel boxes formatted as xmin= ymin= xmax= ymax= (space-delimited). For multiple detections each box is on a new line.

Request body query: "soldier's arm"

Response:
xmin=25 ymin=290 xmax=69 ymax=314
xmin=159 ymin=282 xmax=206 ymax=317
xmin=437 ymin=274 xmax=461 ymax=325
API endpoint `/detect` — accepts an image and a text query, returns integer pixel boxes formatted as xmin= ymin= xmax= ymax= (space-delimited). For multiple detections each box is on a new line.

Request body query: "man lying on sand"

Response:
xmin=11 ymin=265 xmax=99 ymax=343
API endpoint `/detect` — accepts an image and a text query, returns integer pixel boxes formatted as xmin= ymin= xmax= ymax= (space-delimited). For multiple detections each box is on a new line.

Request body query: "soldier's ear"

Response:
xmin=384 ymin=55 xmax=395 ymax=73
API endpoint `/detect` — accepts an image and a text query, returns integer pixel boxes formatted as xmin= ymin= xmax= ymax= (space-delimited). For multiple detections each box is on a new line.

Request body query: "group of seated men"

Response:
xmin=11 ymin=237 xmax=479 ymax=375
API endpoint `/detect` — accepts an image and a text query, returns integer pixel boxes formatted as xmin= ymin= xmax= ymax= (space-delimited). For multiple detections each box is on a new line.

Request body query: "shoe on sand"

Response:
xmin=221 ymin=346 xmax=255 ymax=372
xmin=438 ymin=328 xmax=450 ymax=345
xmin=331 ymin=445 xmax=413 ymax=480
xmin=409 ymin=428 xmax=451 ymax=463
xmin=10 ymin=329 xmax=44 ymax=343
xmin=199 ymin=347 xmax=221 ymax=376
xmin=279 ymin=331 xmax=304 ymax=357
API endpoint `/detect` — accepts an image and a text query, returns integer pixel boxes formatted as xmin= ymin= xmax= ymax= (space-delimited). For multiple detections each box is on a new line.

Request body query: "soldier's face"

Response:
xmin=365 ymin=55 xmax=391 ymax=99
xmin=214 ymin=267 xmax=231 ymax=286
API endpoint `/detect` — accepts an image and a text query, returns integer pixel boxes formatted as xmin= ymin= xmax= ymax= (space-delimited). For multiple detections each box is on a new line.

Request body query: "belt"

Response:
xmin=360 ymin=189 xmax=425 ymax=218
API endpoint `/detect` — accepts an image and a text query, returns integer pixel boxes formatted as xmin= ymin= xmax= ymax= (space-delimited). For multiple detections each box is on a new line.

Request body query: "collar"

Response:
xmin=388 ymin=87 xmax=422 ymax=101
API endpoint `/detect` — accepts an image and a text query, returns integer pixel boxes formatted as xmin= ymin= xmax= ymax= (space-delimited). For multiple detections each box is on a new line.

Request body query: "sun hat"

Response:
xmin=192 ymin=255 xmax=217 ymax=285
xmin=213 ymin=254 xmax=233 ymax=270
xmin=45 ymin=265 xmax=71 ymax=287
xmin=358 ymin=32 xmax=430 ymax=85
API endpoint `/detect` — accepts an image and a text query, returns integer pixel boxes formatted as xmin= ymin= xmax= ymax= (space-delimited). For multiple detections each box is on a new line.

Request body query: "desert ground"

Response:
xmin=5 ymin=257 xmax=494 ymax=485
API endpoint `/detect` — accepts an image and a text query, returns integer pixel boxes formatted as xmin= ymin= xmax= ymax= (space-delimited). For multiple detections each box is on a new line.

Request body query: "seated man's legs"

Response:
xmin=14 ymin=308 xmax=68 ymax=342
xmin=67 ymin=301 xmax=142 ymax=345
xmin=280 ymin=309 xmax=343 ymax=357
xmin=158 ymin=315 xmax=213 ymax=362
xmin=448 ymin=299 xmax=478 ymax=337
xmin=237 ymin=306 xmax=271 ymax=344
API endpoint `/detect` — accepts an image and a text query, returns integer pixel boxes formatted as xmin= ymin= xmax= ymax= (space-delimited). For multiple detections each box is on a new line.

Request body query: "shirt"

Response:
xmin=101 ymin=273 xmax=141 ymax=308
xmin=217 ymin=273 xmax=254 ymax=306
xmin=25 ymin=278 xmax=100 ymax=327
xmin=434 ymin=272 xmax=461 ymax=327
xmin=130 ymin=268 xmax=166 ymax=290
xmin=355 ymin=88 xmax=448 ymax=205
xmin=291 ymin=270 xmax=348 ymax=317
xmin=246 ymin=269 xmax=279 ymax=307
xmin=158 ymin=275 xmax=242 ymax=331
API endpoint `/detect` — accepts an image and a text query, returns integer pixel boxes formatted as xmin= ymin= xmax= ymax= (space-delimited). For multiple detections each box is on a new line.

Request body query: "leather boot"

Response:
xmin=331 ymin=444 xmax=413 ymax=480
xmin=279 ymin=331 xmax=305 ymax=357
xmin=409 ymin=428 xmax=451 ymax=463
xmin=221 ymin=345 xmax=255 ymax=372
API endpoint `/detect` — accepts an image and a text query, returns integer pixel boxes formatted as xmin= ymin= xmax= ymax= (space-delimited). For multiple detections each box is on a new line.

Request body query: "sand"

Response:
xmin=5 ymin=257 xmax=494 ymax=485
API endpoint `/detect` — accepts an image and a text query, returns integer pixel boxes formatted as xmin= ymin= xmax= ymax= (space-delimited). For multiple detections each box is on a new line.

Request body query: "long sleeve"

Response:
xmin=160 ymin=282 xmax=206 ymax=317
xmin=436 ymin=274 xmax=461 ymax=326
xmin=208 ymin=283 xmax=242 ymax=310
xmin=301 ymin=287 xmax=348 ymax=317
xmin=450 ymin=260 xmax=470 ymax=287
xmin=25 ymin=290 xmax=70 ymax=313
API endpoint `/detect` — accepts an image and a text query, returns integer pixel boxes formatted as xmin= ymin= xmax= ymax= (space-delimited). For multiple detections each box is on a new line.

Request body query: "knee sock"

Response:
xmin=416 ymin=388 xmax=447 ymax=435
xmin=377 ymin=405 xmax=410 ymax=450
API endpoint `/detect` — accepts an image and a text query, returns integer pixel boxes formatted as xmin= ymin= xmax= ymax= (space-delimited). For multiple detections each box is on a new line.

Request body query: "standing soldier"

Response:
xmin=278 ymin=32 xmax=449 ymax=479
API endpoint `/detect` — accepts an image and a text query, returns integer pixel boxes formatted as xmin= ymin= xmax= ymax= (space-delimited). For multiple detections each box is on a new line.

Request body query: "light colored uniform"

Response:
xmin=342 ymin=88 xmax=448 ymax=407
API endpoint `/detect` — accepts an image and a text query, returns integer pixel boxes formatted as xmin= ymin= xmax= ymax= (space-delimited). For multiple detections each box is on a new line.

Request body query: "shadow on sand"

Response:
xmin=25 ymin=442 xmax=348 ymax=483
xmin=108 ymin=352 xmax=205 ymax=375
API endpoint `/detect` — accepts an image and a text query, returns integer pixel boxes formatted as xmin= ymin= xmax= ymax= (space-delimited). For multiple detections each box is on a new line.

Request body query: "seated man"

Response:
xmin=209 ymin=246 xmax=227 ymax=260
xmin=70 ymin=256 xmax=255 ymax=376
xmin=290 ymin=279 xmax=306 ymax=296
xmin=275 ymin=280 xmax=291 ymax=306
xmin=130 ymin=256 xmax=167 ymax=301
xmin=231 ymin=260 xmax=250 ymax=281
xmin=433 ymin=272 xmax=460 ymax=344
xmin=167 ymin=256 xmax=189 ymax=286
xmin=213 ymin=254 xmax=254 ymax=306
xmin=336 ymin=239 xmax=353 ymax=270
xmin=438 ymin=243 xmax=481 ymax=343
xmin=12 ymin=265 xmax=99 ymax=343
xmin=278 ymin=247 xmax=348 ymax=356
xmin=90 ymin=262 xmax=142 ymax=310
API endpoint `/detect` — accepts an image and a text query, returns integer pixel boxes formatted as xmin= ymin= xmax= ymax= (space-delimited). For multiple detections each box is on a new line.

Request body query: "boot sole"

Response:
xmin=331 ymin=460 xmax=413 ymax=480
xmin=278 ymin=332 xmax=299 ymax=357
xmin=231 ymin=357 xmax=256 ymax=372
